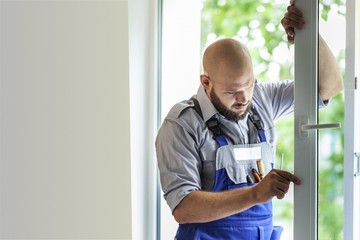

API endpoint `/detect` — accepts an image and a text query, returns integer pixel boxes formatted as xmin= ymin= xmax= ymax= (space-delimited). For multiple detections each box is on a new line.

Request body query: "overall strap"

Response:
xmin=206 ymin=119 xmax=228 ymax=147
xmin=190 ymin=97 xmax=267 ymax=145
xmin=248 ymin=107 xmax=267 ymax=142
xmin=190 ymin=97 xmax=228 ymax=146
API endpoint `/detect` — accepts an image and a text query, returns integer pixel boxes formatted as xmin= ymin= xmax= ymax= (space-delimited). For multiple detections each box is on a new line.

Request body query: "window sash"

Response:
xmin=344 ymin=0 xmax=359 ymax=239
xmin=293 ymin=0 xmax=319 ymax=239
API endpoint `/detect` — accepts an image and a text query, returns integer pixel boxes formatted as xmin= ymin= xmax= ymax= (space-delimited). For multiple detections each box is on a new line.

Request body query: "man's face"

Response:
xmin=208 ymin=77 xmax=255 ymax=121
xmin=201 ymin=41 xmax=256 ymax=121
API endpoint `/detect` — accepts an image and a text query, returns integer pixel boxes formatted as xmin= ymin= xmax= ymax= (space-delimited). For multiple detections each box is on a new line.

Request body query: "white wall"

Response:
xmin=0 ymin=1 xmax=131 ymax=239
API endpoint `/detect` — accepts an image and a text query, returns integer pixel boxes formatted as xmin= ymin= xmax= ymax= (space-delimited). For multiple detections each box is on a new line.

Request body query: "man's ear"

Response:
xmin=200 ymin=74 xmax=210 ymax=89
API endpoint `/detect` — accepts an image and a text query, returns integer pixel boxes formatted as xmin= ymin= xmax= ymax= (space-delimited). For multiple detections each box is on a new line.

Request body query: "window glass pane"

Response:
xmin=201 ymin=1 xmax=295 ymax=238
xmin=318 ymin=1 xmax=346 ymax=239
xmin=160 ymin=1 xmax=201 ymax=239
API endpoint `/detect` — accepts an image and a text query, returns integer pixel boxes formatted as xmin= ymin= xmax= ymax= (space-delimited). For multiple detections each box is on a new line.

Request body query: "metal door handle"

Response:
xmin=302 ymin=123 xmax=341 ymax=130
xmin=299 ymin=117 xmax=341 ymax=138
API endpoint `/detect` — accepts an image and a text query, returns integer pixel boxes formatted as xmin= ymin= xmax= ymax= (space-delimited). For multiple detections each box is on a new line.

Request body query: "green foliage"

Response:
xmin=318 ymin=93 xmax=345 ymax=240
xmin=201 ymin=0 xmax=288 ymax=82
xmin=201 ymin=0 xmax=345 ymax=239
xmin=321 ymin=0 xmax=346 ymax=21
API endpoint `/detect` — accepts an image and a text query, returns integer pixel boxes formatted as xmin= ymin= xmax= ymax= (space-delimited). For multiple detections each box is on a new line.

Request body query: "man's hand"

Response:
xmin=254 ymin=169 xmax=301 ymax=203
xmin=281 ymin=0 xmax=305 ymax=44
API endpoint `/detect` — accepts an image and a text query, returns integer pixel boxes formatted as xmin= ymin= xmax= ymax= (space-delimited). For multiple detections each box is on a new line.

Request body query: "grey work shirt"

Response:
xmin=156 ymin=80 xmax=327 ymax=212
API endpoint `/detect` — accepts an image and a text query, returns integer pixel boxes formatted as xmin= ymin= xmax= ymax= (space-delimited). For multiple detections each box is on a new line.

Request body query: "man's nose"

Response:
xmin=235 ymin=92 xmax=247 ymax=103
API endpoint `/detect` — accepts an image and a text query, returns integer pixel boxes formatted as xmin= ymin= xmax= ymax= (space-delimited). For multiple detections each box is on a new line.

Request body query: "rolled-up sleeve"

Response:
xmin=155 ymin=117 xmax=203 ymax=212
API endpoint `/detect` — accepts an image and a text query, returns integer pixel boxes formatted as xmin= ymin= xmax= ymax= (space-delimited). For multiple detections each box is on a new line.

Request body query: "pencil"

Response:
xmin=256 ymin=160 xmax=264 ymax=179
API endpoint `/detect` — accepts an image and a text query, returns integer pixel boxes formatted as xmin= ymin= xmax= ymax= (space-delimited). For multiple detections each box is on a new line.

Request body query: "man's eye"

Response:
xmin=225 ymin=92 xmax=235 ymax=95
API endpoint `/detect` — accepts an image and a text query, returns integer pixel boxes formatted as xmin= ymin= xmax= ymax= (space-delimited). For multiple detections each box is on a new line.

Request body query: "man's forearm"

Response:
xmin=172 ymin=186 xmax=259 ymax=224
xmin=172 ymin=169 xmax=301 ymax=224
xmin=319 ymin=35 xmax=344 ymax=101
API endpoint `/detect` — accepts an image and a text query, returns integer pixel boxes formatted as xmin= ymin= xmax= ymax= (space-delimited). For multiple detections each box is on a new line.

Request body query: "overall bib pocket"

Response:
xmin=214 ymin=142 xmax=273 ymax=189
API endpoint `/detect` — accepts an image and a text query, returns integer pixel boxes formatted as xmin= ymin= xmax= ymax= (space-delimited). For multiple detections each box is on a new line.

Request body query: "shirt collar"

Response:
xmin=196 ymin=85 xmax=220 ymax=122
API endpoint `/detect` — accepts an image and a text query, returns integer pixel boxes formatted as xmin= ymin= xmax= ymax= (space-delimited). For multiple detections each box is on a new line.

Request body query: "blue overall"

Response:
xmin=175 ymin=112 xmax=283 ymax=240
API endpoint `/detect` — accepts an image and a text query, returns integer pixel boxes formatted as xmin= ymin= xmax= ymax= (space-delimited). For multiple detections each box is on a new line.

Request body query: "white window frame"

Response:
xmin=294 ymin=0 xmax=359 ymax=239
xmin=293 ymin=0 xmax=319 ymax=239
xmin=344 ymin=0 xmax=359 ymax=239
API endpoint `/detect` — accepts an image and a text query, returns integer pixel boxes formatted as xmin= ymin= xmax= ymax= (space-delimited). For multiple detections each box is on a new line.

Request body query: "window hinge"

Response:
xmin=355 ymin=77 xmax=358 ymax=90
xmin=355 ymin=152 xmax=360 ymax=177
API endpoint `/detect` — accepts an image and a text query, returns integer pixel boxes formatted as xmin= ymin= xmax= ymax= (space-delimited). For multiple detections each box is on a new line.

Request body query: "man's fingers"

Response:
xmin=285 ymin=27 xmax=295 ymax=42
xmin=273 ymin=170 xmax=299 ymax=199
xmin=256 ymin=170 xmax=301 ymax=202
xmin=287 ymin=5 xmax=303 ymax=18
xmin=276 ymin=169 xmax=302 ymax=185
xmin=272 ymin=183 xmax=289 ymax=200
xmin=287 ymin=28 xmax=295 ymax=38
xmin=281 ymin=6 xmax=304 ymax=45
xmin=282 ymin=13 xmax=304 ymax=29
xmin=276 ymin=192 xmax=286 ymax=200
xmin=282 ymin=5 xmax=305 ymax=30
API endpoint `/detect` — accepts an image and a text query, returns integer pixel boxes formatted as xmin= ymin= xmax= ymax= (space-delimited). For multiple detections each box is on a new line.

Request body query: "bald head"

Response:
xmin=203 ymin=38 xmax=253 ymax=82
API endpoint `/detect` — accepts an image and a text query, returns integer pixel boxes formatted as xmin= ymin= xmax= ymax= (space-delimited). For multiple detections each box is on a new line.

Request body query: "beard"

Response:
xmin=210 ymin=88 xmax=251 ymax=121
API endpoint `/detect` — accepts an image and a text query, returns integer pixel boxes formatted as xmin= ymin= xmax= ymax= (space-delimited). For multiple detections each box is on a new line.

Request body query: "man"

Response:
xmin=155 ymin=2 xmax=343 ymax=240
